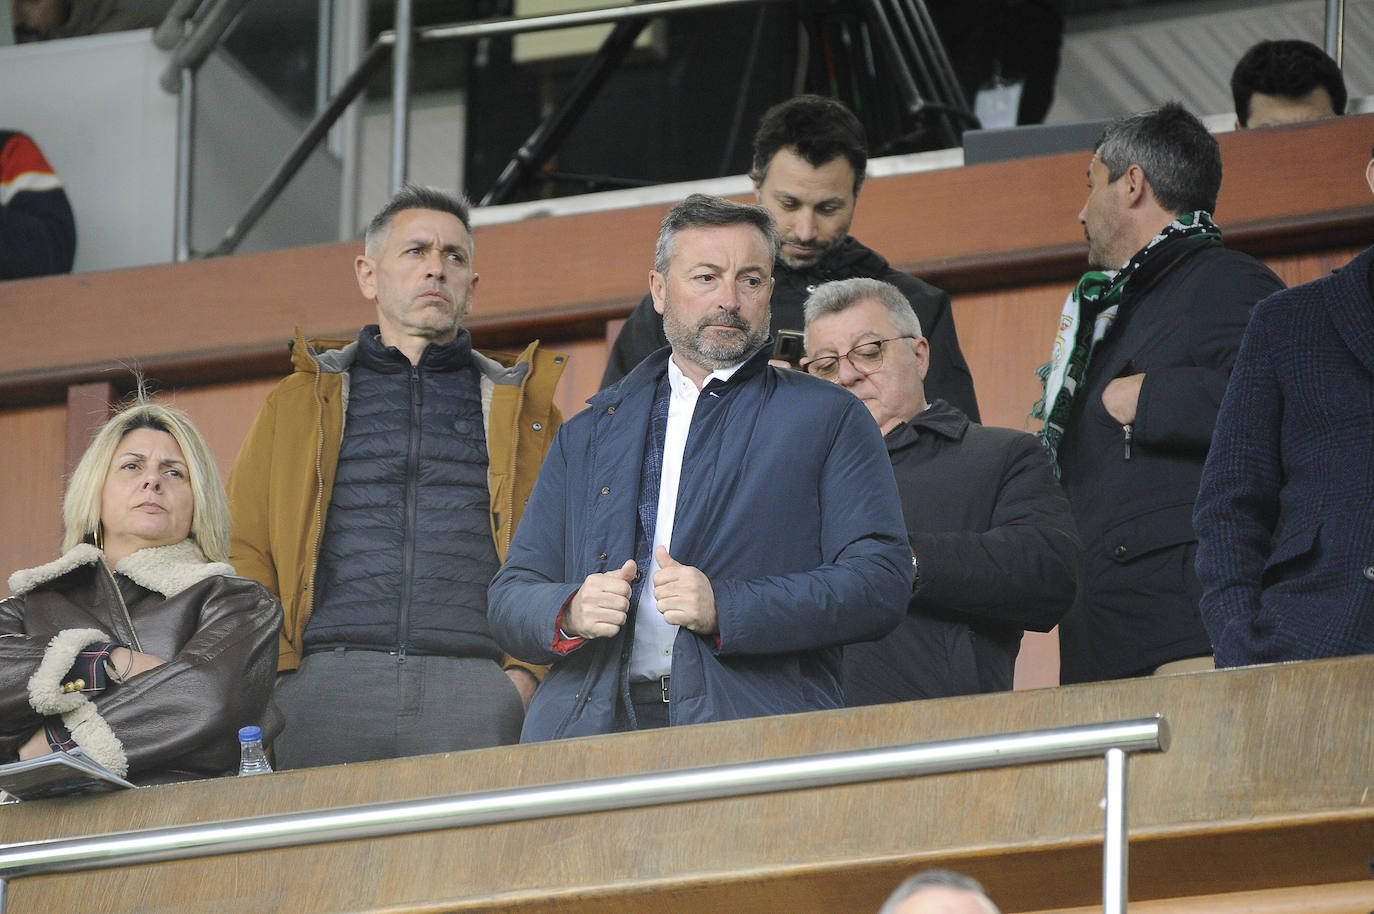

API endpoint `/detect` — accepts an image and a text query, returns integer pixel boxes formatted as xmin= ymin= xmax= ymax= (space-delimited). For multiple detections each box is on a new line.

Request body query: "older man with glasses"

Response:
xmin=803 ymin=278 xmax=1080 ymax=701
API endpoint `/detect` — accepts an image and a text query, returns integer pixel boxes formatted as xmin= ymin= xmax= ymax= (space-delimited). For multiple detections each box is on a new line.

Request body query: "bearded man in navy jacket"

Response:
xmin=489 ymin=194 xmax=911 ymax=740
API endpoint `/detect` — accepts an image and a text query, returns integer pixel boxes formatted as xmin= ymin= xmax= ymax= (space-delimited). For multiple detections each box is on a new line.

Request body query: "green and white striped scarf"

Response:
xmin=1031 ymin=211 xmax=1220 ymax=475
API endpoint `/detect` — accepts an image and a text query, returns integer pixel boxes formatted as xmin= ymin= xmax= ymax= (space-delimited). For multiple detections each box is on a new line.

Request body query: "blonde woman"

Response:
xmin=0 ymin=400 xmax=281 ymax=785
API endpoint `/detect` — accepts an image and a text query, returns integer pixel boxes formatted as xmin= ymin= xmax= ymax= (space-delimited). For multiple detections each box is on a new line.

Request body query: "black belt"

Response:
xmin=629 ymin=675 xmax=671 ymax=704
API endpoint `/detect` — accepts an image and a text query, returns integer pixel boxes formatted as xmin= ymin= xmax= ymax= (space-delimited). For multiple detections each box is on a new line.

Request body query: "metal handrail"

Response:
xmin=415 ymin=0 xmax=788 ymax=43
xmin=157 ymin=0 xmax=254 ymax=93
xmin=390 ymin=0 xmax=414 ymax=192
xmin=0 ymin=716 xmax=1168 ymax=912
xmin=1326 ymin=0 xmax=1345 ymax=67
xmin=207 ymin=0 xmax=789 ymax=258
xmin=152 ymin=0 xmax=203 ymax=49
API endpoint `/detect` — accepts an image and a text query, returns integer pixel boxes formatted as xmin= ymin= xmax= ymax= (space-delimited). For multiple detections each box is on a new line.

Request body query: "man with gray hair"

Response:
xmin=490 ymin=194 xmax=910 ymax=740
xmin=228 ymin=184 xmax=566 ymax=767
xmin=804 ymin=277 xmax=1077 ymax=701
xmin=879 ymin=869 xmax=1001 ymax=914
xmin=1030 ymin=102 xmax=1284 ymax=683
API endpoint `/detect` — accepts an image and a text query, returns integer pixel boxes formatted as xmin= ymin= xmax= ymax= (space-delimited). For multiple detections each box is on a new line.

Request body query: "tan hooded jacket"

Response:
xmin=226 ymin=330 xmax=566 ymax=672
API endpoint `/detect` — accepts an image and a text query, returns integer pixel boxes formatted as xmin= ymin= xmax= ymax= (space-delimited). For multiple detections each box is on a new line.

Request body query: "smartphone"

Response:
xmin=771 ymin=329 xmax=806 ymax=369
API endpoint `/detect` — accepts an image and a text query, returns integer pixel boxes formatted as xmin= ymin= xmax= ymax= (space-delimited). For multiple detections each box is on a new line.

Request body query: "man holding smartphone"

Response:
xmin=601 ymin=94 xmax=979 ymax=421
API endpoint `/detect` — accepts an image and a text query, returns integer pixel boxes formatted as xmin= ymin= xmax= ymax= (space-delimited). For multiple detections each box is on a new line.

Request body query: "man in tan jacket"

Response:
xmin=227 ymin=184 xmax=564 ymax=768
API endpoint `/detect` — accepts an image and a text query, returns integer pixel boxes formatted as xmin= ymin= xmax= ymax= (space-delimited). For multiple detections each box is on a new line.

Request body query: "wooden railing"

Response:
xmin=0 ymin=655 xmax=1370 ymax=913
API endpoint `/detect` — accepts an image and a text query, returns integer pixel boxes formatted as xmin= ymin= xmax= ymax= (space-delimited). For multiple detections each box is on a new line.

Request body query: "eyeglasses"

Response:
xmin=801 ymin=337 xmax=916 ymax=379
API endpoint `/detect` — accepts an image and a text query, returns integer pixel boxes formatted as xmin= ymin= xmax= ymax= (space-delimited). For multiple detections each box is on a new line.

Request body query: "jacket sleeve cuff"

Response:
xmin=552 ymin=593 xmax=585 ymax=655
xmin=45 ymin=720 xmax=76 ymax=752
xmin=62 ymin=641 xmax=121 ymax=695
xmin=28 ymin=628 xmax=113 ymax=715
xmin=27 ymin=628 xmax=129 ymax=777
xmin=57 ymin=699 xmax=129 ymax=776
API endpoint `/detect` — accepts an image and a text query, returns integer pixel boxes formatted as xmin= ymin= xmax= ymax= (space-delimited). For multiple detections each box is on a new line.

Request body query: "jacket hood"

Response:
xmin=290 ymin=328 xmax=356 ymax=375
xmin=9 ymin=541 xmax=233 ymax=598
xmin=290 ymin=326 xmax=534 ymax=387
xmin=783 ymin=236 xmax=891 ymax=285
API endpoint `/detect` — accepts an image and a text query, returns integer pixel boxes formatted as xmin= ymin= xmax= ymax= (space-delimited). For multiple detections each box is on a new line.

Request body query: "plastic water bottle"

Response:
xmin=237 ymin=725 xmax=273 ymax=776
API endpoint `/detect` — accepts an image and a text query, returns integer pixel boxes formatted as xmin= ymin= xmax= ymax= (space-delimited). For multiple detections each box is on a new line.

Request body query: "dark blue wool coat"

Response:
xmin=489 ymin=344 xmax=911 ymax=741
xmin=1195 ymin=244 xmax=1374 ymax=667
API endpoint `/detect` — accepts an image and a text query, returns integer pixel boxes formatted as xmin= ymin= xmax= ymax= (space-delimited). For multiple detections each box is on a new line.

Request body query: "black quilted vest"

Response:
xmin=304 ymin=327 xmax=502 ymax=660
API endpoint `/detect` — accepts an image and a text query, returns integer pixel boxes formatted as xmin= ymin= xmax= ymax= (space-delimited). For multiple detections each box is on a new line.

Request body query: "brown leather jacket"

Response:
xmin=0 ymin=541 xmax=282 ymax=785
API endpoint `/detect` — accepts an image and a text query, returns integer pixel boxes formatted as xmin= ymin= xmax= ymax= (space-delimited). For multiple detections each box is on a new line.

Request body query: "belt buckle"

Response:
xmin=659 ymin=674 xmax=670 ymax=704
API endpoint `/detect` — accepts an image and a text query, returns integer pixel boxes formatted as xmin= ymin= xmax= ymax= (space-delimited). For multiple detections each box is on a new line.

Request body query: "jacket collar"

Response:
xmin=1326 ymin=244 xmax=1374 ymax=376
xmin=354 ymin=324 xmax=480 ymax=373
xmin=1123 ymin=234 xmax=1218 ymax=305
xmin=291 ymin=327 xmax=355 ymax=375
xmin=778 ymin=236 xmax=887 ymax=287
xmin=590 ymin=342 xmax=771 ymax=410
xmin=885 ymin=399 xmax=969 ymax=452
xmin=8 ymin=540 xmax=232 ymax=598
xmin=290 ymin=326 xmax=534 ymax=387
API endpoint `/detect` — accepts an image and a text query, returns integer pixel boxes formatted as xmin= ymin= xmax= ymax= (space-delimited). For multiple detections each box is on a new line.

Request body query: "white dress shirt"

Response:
xmin=628 ymin=356 xmax=744 ymax=681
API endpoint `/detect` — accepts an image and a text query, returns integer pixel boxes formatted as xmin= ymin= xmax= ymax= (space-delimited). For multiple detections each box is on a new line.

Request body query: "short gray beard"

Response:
xmin=663 ymin=300 xmax=770 ymax=372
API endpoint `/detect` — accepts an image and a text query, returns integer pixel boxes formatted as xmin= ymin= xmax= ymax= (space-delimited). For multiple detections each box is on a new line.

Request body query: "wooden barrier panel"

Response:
xmin=2 ymin=655 xmax=1371 ymax=913
xmin=3 ymin=113 xmax=1372 ymax=695
xmin=2 ymin=113 xmax=1372 ymax=408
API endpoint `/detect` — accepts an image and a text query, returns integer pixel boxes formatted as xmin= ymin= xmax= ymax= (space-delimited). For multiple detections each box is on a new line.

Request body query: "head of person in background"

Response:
xmin=10 ymin=0 xmax=65 ymax=41
xmin=1231 ymin=39 xmax=1346 ymax=129
xmin=750 ymin=94 xmax=867 ymax=269
xmin=1079 ymin=101 xmax=1222 ymax=271
xmin=11 ymin=0 xmax=158 ymax=42
xmin=802 ymin=277 xmax=928 ymax=435
xmin=3 ymin=395 xmax=281 ymax=784
xmin=879 ymin=869 xmax=1001 ymax=914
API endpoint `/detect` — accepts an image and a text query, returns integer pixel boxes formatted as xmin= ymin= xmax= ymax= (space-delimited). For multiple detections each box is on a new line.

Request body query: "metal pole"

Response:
xmin=1103 ymin=746 xmax=1129 ymax=914
xmin=1324 ymin=0 xmax=1344 ymax=68
xmin=480 ymin=13 xmax=650 ymax=205
xmin=390 ymin=0 xmax=413 ymax=193
xmin=333 ymin=0 xmax=367 ymax=239
xmin=157 ymin=0 xmax=254 ymax=93
xmin=316 ymin=0 xmax=334 ymax=117
xmin=209 ymin=39 xmax=392 ymax=257
xmin=412 ymin=0 xmax=791 ymax=44
xmin=196 ymin=0 xmax=791 ymax=259
xmin=173 ymin=66 xmax=196 ymax=262
xmin=0 ymin=717 xmax=1167 ymax=882
xmin=153 ymin=0 xmax=204 ymax=49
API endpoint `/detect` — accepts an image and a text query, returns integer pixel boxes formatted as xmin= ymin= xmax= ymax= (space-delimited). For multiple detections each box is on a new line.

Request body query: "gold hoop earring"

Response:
xmin=94 ymin=523 xmax=104 ymax=550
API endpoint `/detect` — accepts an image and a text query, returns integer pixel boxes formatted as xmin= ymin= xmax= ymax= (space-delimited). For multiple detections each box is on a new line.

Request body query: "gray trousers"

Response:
xmin=272 ymin=649 xmax=524 ymax=769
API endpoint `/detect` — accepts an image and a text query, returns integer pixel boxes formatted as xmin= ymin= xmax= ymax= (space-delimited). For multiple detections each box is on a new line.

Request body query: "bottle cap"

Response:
xmin=238 ymin=725 xmax=263 ymax=742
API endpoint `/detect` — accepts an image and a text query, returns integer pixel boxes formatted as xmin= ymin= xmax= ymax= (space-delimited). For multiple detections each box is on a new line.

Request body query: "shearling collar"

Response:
xmin=8 ymin=540 xmax=233 ymax=598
